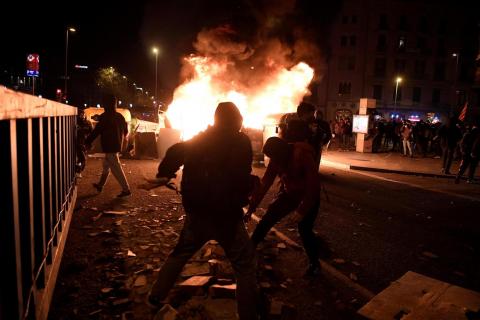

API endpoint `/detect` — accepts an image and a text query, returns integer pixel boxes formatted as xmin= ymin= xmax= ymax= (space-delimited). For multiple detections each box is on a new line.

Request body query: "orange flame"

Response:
xmin=166 ymin=54 xmax=314 ymax=140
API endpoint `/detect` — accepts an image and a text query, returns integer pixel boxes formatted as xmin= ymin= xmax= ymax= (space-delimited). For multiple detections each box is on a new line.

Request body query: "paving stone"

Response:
xmin=178 ymin=276 xmax=214 ymax=295
xmin=209 ymin=284 xmax=236 ymax=299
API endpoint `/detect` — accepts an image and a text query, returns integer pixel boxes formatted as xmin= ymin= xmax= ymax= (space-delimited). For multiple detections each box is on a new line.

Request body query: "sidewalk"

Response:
xmin=321 ymin=150 xmax=479 ymax=179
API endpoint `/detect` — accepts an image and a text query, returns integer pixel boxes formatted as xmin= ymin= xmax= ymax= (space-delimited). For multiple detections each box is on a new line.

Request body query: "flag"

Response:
xmin=458 ymin=101 xmax=468 ymax=122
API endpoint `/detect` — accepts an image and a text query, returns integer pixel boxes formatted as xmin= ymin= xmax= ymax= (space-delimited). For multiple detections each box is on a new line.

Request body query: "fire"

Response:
xmin=166 ymin=54 xmax=314 ymax=140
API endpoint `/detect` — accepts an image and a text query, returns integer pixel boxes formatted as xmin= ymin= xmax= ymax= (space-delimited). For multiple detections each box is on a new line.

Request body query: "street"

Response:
xmin=48 ymin=157 xmax=480 ymax=319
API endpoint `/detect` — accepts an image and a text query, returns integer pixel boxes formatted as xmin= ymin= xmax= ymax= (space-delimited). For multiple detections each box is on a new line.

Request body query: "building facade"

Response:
xmin=316 ymin=0 xmax=479 ymax=123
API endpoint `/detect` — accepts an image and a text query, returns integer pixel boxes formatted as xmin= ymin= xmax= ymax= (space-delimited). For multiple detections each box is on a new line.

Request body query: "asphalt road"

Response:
xmin=48 ymin=157 xmax=480 ymax=319
xmin=309 ymin=165 xmax=480 ymax=295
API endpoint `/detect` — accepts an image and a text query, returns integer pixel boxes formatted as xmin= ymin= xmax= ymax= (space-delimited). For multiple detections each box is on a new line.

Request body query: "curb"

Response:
xmin=321 ymin=159 xmax=457 ymax=179
xmin=348 ymin=165 xmax=457 ymax=179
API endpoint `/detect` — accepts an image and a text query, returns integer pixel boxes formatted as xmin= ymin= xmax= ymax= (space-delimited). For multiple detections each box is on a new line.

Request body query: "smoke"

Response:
xmin=178 ymin=0 xmax=327 ymax=92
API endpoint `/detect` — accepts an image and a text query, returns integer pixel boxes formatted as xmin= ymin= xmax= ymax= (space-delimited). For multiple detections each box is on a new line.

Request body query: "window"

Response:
xmin=379 ymin=14 xmax=388 ymax=30
xmin=398 ymin=15 xmax=409 ymax=31
xmin=350 ymin=35 xmax=357 ymax=46
xmin=338 ymin=82 xmax=352 ymax=95
xmin=351 ymin=15 xmax=357 ymax=24
xmin=374 ymin=58 xmax=386 ymax=77
xmin=398 ymin=36 xmax=406 ymax=52
xmin=436 ymin=38 xmax=446 ymax=56
xmin=414 ymin=60 xmax=426 ymax=79
xmin=433 ymin=62 xmax=446 ymax=81
xmin=373 ymin=85 xmax=383 ymax=100
xmin=418 ymin=16 xmax=428 ymax=33
xmin=341 ymin=36 xmax=348 ymax=47
xmin=432 ymin=88 xmax=441 ymax=105
xmin=377 ymin=34 xmax=387 ymax=52
xmin=438 ymin=19 xmax=447 ymax=35
xmin=393 ymin=86 xmax=402 ymax=101
xmin=416 ymin=37 xmax=427 ymax=52
xmin=412 ymin=87 xmax=422 ymax=103
xmin=394 ymin=59 xmax=406 ymax=73
xmin=342 ymin=16 xmax=349 ymax=24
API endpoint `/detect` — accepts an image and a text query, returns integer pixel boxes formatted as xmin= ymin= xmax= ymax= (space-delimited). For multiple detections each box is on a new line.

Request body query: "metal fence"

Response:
xmin=0 ymin=88 xmax=77 ymax=320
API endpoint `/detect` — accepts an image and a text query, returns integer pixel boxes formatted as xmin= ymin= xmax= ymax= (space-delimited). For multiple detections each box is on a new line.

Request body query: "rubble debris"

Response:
xmin=112 ymin=298 xmax=130 ymax=306
xmin=422 ymin=251 xmax=439 ymax=259
xmin=127 ymin=250 xmax=137 ymax=257
xmin=209 ymin=284 xmax=236 ymax=299
xmin=104 ymin=210 xmax=128 ymax=215
xmin=153 ymin=304 xmax=178 ymax=320
xmin=179 ymin=276 xmax=214 ymax=295
xmin=181 ymin=263 xmax=210 ymax=277
xmin=134 ymin=275 xmax=147 ymax=287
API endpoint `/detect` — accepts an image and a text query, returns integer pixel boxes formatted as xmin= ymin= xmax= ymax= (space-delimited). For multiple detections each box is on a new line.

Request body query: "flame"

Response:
xmin=166 ymin=54 xmax=314 ymax=140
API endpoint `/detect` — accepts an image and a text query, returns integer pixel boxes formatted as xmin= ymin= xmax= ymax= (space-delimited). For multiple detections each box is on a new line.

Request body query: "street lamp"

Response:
xmin=152 ymin=47 xmax=159 ymax=100
xmin=452 ymin=53 xmax=460 ymax=112
xmin=394 ymin=77 xmax=402 ymax=112
xmin=65 ymin=27 xmax=76 ymax=101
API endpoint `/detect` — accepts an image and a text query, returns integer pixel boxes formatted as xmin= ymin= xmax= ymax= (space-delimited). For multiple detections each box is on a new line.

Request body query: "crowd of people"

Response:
xmin=369 ymin=117 xmax=480 ymax=182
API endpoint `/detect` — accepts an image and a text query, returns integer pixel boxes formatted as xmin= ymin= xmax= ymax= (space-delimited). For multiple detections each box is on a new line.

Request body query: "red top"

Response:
xmin=250 ymin=141 xmax=320 ymax=216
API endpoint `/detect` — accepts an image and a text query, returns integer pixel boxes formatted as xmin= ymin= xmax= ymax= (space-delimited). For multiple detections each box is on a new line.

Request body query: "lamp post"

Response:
xmin=394 ymin=76 xmax=402 ymax=112
xmin=452 ymin=53 xmax=459 ymax=113
xmin=65 ymin=27 xmax=76 ymax=101
xmin=152 ymin=47 xmax=159 ymax=102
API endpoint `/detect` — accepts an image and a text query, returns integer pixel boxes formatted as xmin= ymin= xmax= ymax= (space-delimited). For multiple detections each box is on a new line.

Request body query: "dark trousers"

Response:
xmin=150 ymin=215 xmax=258 ymax=320
xmin=442 ymin=147 xmax=455 ymax=173
xmin=457 ymin=155 xmax=479 ymax=181
xmin=251 ymin=192 xmax=320 ymax=265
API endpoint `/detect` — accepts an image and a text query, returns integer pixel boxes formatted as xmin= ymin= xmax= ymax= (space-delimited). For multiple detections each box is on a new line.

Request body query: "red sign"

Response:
xmin=26 ymin=53 xmax=40 ymax=76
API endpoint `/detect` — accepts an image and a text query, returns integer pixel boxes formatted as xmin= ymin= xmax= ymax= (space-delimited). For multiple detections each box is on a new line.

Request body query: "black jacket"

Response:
xmin=86 ymin=111 xmax=128 ymax=153
xmin=157 ymin=126 xmax=253 ymax=220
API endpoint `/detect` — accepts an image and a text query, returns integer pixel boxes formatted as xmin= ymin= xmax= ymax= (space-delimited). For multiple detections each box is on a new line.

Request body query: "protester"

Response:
xmin=85 ymin=94 xmax=131 ymax=197
xmin=145 ymin=102 xmax=259 ymax=320
xmin=455 ymin=121 xmax=480 ymax=184
xmin=245 ymin=136 xmax=322 ymax=277
xmin=75 ymin=108 xmax=92 ymax=176
xmin=437 ymin=117 xmax=462 ymax=174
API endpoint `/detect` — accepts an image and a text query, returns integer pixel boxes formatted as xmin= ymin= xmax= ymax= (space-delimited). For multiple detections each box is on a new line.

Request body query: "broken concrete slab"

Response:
xmin=178 ymin=276 xmax=214 ymax=295
xmin=209 ymin=284 xmax=236 ymax=299
xmin=153 ymin=304 xmax=178 ymax=320
xmin=180 ymin=263 xmax=211 ymax=277
xmin=358 ymin=271 xmax=480 ymax=319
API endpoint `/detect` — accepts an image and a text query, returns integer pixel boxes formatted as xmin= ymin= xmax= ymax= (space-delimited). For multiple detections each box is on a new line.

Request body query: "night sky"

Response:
xmin=2 ymin=0 xmax=472 ymax=104
xmin=1 ymin=0 xmax=343 ymax=103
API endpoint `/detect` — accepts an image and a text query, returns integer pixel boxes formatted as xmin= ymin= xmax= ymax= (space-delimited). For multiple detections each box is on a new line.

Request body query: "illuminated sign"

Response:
xmin=74 ymin=65 xmax=89 ymax=69
xmin=352 ymin=115 xmax=369 ymax=134
xmin=26 ymin=53 xmax=40 ymax=77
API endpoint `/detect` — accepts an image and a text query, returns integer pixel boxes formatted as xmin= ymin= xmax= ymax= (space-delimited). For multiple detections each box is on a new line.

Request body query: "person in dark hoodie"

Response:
xmin=437 ymin=117 xmax=462 ymax=174
xmin=85 ymin=94 xmax=131 ymax=197
xmin=145 ymin=102 xmax=259 ymax=320
xmin=455 ymin=120 xmax=480 ymax=184
xmin=245 ymin=136 xmax=321 ymax=276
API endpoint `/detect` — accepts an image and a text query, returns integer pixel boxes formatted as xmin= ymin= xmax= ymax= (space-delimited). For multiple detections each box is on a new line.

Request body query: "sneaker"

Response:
xmin=93 ymin=183 xmax=103 ymax=193
xmin=304 ymin=262 xmax=321 ymax=277
xmin=467 ymin=179 xmax=473 ymax=184
xmin=117 ymin=190 xmax=132 ymax=198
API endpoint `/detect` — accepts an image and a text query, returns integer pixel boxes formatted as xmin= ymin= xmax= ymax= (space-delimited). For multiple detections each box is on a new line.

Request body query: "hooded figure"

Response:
xmin=147 ymin=102 xmax=259 ymax=320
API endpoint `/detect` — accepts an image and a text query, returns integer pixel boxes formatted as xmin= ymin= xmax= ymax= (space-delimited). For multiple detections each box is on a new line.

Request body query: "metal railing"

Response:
xmin=0 ymin=87 xmax=77 ymax=320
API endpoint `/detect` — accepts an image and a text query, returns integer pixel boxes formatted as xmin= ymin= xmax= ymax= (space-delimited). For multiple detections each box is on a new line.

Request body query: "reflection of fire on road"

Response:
xmin=166 ymin=26 xmax=316 ymax=141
